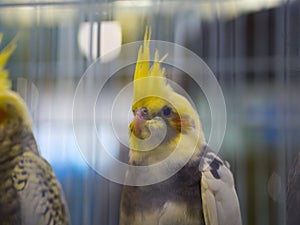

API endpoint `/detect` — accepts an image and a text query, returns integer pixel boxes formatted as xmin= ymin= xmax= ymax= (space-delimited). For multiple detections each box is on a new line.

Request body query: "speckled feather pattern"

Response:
xmin=0 ymin=114 xmax=70 ymax=225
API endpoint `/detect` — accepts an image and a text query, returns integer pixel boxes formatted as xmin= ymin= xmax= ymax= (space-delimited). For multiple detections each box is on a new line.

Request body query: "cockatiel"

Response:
xmin=0 ymin=34 xmax=70 ymax=224
xmin=120 ymin=28 xmax=242 ymax=225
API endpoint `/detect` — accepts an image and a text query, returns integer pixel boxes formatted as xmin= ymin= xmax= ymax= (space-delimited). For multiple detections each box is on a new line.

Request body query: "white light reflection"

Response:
xmin=78 ymin=21 xmax=122 ymax=62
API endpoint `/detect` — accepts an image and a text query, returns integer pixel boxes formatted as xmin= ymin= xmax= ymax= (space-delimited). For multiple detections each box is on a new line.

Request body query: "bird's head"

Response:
xmin=129 ymin=28 xmax=205 ymax=165
xmin=0 ymin=34 xmax=31 ymax=131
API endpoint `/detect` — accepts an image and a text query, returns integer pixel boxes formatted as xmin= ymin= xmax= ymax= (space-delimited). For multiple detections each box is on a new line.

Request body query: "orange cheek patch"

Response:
xmin=171 ymin=113 xmax=194 ymax=134
xmin=0 ymin=108 xmax=8 ymax=124
xmin=171 ymin=114 xmax=182 ymax=133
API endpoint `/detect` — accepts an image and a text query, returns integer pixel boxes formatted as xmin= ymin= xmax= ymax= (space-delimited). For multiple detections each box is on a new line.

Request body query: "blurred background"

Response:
xmin=1 ymin=0 xmax=299 ymax=224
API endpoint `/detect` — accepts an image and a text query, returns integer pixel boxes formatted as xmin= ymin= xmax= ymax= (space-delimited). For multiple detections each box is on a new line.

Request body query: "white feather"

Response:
xmin=200 ymin=146 xmax=242 ymax=225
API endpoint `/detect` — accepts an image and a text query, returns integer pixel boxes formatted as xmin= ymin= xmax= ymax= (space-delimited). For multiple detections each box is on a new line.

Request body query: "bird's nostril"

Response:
xmin=135 ymin=107 xmax=150 ymax=120
xmin=134 ymin=107 xmax=149 ymax=120
xmin=141 ymin=107 xmax=148 ymax=116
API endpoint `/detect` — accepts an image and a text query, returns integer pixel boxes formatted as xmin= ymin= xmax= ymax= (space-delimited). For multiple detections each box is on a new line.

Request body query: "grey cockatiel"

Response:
xmin=0 ymin=34 xmax=70 ymax=225
xmin=119 ymin=28 xmax=242 ymax=225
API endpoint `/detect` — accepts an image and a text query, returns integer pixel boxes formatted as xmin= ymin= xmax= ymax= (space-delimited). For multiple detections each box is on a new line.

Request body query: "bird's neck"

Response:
xmin=0 ymin=122 xmax=38 ymax=163
xmin=129 ymin=132 xmax=203 ymax=166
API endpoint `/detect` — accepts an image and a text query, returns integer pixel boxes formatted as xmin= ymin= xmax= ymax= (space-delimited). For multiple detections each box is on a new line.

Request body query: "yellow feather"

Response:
xmin=0 ymin=33 xmax=17 ymax=92
xmin=0 ymin=34 xmax=32 ymax=128
xmin=133 ymin=27 xmax=170 ymax=109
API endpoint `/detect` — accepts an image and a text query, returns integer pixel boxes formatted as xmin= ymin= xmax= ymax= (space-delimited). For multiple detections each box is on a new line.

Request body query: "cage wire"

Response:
xmin=0 ymin=0 xmax=299 ymax=225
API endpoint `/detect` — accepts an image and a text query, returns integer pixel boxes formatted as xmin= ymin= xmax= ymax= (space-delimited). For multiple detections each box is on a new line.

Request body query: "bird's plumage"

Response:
xmin=0 ymin=34 xmax=70 ymax=225
xmin=120 ymin=28 xmax=242 ymax=225
xmin=200 ymin=146 xmax=242 ymax=225
xmin=287 ymin=152 xmax=300 ymax=225
xmin=0 ymin=33 xmax=17 ymax=92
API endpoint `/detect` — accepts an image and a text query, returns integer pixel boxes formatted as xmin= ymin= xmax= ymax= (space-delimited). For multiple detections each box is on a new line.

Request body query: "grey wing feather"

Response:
xmin=199 ymin=145 xmax=242 ymax=225
xmin=12 ymin=151 xmax=70 ymax=225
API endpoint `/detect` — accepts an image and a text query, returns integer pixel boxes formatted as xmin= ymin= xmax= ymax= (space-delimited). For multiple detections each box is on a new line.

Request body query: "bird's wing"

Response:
xmin=11 ymin=151 xmax=70 ymax=225
xmin=199 ymin=145 xmax=242 ymax=225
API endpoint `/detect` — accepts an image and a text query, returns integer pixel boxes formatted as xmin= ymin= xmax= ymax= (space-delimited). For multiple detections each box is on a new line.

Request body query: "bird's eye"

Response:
xmin=161 ymin=106 xmax=172 ymax=117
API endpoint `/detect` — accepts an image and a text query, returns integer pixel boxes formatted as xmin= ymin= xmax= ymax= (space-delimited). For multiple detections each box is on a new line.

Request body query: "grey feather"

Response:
xmin=120 ymin=145 xmax=242 ymax=225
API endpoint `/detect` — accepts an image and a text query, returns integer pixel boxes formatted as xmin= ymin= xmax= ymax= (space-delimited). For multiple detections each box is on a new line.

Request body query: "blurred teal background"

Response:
xmin=1 ymin=0 xmax=299 ymax=224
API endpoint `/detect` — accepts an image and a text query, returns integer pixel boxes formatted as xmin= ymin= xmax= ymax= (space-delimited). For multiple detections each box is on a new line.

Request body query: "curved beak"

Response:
xmin=133 ymin=107 xmax=149 ymax=138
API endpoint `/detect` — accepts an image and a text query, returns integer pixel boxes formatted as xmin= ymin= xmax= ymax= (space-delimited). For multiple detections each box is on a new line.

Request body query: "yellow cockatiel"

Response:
xmin=120 ymin=28 xmax=242 ymax=225
xmin=0 ymin=34 xmax=70 ymax=224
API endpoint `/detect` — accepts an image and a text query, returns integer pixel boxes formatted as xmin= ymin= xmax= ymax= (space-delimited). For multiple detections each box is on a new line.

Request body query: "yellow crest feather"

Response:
xmin=133 ymin=27 xmax=170 ymax=108
xmin=0 ymin=33 xmax=17 ymax=92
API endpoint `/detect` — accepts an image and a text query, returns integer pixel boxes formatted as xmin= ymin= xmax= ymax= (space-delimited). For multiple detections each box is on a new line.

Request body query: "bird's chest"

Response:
xmin=125 ymin=201 xmax=203 ymax=225
xmin=121 ymin=163 xmax=205 ymax=225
